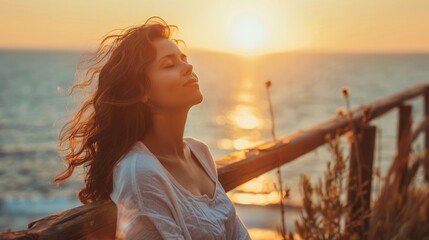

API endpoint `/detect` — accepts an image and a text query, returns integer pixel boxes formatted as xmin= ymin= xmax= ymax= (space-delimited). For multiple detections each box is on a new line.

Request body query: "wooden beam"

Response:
xmin=0 ymin=199 xmax=117 ymax=239
xmin=346 ymin=125 xmax=376 ymax=238
xmin=397 ymin=104 xmax=412 ymax=159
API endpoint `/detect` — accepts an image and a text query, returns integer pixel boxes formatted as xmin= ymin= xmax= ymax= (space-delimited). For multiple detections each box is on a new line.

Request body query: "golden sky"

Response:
xmin=1 ymin=0 xmax=428 ymax=56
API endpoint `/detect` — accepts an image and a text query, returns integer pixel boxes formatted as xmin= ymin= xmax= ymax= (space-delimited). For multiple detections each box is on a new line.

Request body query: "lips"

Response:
xmin=183 ymin=78 xmax=198 ymax=87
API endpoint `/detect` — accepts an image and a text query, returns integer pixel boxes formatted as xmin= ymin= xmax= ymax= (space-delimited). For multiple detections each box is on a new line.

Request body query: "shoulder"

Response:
xmin=115 ymin=147 xmax=154 ymax=170
xmin=113 ymin=145 xmax=166 ymax=182
xmin=110 ymin=145 xmax=171 ymax=203
xmin=184 ymin=136 xmax=209 ymax=151
xmin=184 ymin=136 xmax=213 ymax=160
xmin=184 ymin=136 xmax=218 ymax=177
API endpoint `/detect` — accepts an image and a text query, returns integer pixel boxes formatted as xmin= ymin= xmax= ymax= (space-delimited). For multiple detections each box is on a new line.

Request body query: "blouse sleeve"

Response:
xmin=111 ymin=152 xmax=186 ymax=240
xmin=231 ymin=210 xmax=252 ymax=240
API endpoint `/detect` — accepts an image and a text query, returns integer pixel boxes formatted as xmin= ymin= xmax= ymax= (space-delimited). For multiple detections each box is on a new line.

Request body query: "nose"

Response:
xmin=182 ymin=62 xmax=193 ymax=76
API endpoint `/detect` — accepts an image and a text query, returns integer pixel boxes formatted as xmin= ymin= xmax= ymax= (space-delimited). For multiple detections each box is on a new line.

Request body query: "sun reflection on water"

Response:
xmin=226 ymin=175 xmax=280 ymax=205
xmin=214 ymin=75 xmax=286 ymax=207
xmin=227 ymin=104 xmax=261 ymax=130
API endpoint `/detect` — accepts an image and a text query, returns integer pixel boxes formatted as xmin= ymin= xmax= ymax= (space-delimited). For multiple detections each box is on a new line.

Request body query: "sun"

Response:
xmin=228 ymin=12 xmax=268 ymax=55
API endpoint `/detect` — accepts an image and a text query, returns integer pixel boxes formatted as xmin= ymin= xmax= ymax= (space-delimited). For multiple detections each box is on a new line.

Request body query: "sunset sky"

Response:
xmin=1 ymin=0 xmax=428 ymax=56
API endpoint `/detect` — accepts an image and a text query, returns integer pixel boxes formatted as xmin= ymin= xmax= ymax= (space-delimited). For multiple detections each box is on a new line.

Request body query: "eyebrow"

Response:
xmin=158 ymin=53 xmax=187 ymax=63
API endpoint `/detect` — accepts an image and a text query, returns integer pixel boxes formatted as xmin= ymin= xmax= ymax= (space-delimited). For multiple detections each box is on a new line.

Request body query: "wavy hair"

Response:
xmin=53 ymin=16 xmax=187 ymax=204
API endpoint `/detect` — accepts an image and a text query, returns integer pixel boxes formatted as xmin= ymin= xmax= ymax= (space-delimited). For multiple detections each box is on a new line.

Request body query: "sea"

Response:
xmin=0 ymin=48 xmax=428 ymax=239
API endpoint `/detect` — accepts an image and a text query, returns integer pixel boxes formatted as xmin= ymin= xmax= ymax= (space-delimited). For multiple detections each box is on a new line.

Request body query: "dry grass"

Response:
xmin=292 ymin=129 xmax=429 ymax=239
xmin=368 ymin=149 xmax=429 ymax=239
xmin=294 ymin=130 xmax=366 ymax=240
xmin=289 ymin=86 xmax=429 ymax=239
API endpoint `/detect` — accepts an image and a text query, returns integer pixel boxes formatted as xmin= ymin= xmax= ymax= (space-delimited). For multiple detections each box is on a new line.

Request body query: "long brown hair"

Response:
xmin=54 ymin=16 xmax=187 ymax=204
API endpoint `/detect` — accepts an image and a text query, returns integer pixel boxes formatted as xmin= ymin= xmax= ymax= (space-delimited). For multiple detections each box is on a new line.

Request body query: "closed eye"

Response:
xmin=161 ymin=54 xmax=188 ymax=69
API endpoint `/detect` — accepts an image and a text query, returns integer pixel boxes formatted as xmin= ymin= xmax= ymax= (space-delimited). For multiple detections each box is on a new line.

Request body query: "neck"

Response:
xmin=141 ymin=107 xmax=189 ymax=161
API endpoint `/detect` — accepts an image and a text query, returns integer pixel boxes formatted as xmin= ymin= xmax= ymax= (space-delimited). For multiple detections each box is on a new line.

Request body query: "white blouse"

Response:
xmin=110 ymin=136 xmax=251 ymax=240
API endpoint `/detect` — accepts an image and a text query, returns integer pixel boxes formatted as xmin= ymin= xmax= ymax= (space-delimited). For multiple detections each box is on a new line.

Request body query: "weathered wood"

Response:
xmin=411 ymin=116 xmax=429 ymax=143
xmin=345 ymin=125 xmax=376 ymax=239
xmin=0 ymin=199 xmax=117 ymax=240
xmin=1 ymin=82 xmax=429 ymax=239
xmin=398 ymin=104 xmax=412 ymax=157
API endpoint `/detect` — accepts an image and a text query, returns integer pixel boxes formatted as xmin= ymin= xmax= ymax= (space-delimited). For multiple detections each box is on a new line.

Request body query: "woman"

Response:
xmin=54 ymin=16 xmax=251 ymax=239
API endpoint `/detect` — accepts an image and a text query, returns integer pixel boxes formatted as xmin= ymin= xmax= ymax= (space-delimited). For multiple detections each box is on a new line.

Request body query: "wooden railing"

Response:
xmin=1 ymin=82 xmax=429 ymax=239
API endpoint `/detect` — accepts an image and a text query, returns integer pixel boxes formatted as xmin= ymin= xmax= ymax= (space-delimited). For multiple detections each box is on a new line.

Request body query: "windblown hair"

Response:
xmin=53 ymin=16 xmax=187 ymax=204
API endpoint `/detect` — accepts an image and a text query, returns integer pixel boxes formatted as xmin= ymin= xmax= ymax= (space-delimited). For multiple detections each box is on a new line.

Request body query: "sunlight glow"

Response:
xmin=227 ymin=6 xmax=270 ymax=55
xmin=231 ymin=16 xmax=266 ymax=49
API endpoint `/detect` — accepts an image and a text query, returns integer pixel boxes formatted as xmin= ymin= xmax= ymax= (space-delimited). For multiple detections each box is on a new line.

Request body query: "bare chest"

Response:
xmin=163 ymin=151 xmax=216 ymax=199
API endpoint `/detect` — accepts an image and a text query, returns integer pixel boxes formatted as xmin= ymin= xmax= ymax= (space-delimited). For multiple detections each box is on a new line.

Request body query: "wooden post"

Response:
xmin=424 ymin=89 xmax=429 ymax=183
xmin=396 ymin=104 xmax=412 ymax=188
xmin=346 ymin=125 xmax=376 ymax=238
xmin=398 ymin=104 xmax=412 ymax=156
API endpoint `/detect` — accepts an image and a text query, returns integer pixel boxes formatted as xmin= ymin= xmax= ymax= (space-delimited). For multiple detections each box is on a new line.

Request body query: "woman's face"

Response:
xmin=144 ymin=38 xmax=203 ymax=111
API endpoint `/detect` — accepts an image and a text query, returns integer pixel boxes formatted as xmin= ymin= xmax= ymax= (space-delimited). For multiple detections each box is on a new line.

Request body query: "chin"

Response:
xmin=193 ymin=93 xmax=204 ymax=105
xmin=182 ymin=92 xmax=203 ymax=108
